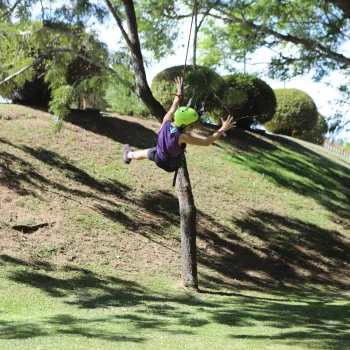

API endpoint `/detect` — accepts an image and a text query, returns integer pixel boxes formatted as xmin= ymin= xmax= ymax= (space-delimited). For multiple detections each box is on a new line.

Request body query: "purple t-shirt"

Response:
xmin=157 ymin=121 xmax=185 ymax=168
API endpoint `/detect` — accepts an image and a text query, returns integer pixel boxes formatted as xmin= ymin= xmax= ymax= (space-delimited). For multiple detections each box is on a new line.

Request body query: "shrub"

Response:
xmin=222 ymin=74 xmax=276 ymax=129
xmin=264 ymin=89 xmax=318 ymax=136
xmin=296 ymin=113 xmax=328 ymax=145
xmin=151 ymin=65 xmax=224 ymax=119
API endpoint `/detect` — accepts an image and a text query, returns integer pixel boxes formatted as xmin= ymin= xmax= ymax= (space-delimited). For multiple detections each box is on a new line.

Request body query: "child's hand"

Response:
xmin=174 ymin=76 xmax=189 ymax=94
xmin=220 ymin=115 xmax=236 ymax=131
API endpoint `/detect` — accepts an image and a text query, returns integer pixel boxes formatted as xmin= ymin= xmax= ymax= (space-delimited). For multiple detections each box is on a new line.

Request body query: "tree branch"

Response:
xmin=198 ymin=0 xmax=220 ymax=30
xmin=0 ymin=56 xmax=44 ymax=86
xmin=157 ymin=12 xmax=189 ymax=20
xmin=210 ymin=9 xmax=350 ymax=67
xmin=323 ymin=7 xmax=350 ymax=40
xmin=50 ymin=48 xmax=133 ymax=87
xmin=104 ymin=0 xmax=133 ymax=48
xmin=0 ymin=0 xmax=22 ymax=21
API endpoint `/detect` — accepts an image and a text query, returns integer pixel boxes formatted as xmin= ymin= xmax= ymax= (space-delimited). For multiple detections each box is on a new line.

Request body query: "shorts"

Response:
xmin=147 ymin=147 xmax=177 ymax=173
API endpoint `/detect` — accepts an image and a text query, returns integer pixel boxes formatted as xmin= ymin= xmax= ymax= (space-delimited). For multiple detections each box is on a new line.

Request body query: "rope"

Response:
xmin=182 ymin=0 xmax=197 ymax=84
xmin=173 ymin=0 xmax=197 ymax=188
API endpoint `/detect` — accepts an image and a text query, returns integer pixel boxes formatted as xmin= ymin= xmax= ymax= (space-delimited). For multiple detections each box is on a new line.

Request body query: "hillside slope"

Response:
xmin=1 ymin=104 xmax=349 ymax=295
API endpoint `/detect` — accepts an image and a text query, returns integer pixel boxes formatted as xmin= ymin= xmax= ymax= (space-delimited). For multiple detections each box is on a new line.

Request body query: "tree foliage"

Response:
xmin=264 ymin=89 xmax=318 ymax=137
xmin=222 ymin=74 xmax=276 ymax=129
xmin=0 ymin=0 xmax=168 ymax=122
xmin=0 ymin=20 xmax=111 ymax=119
xmin=104 ymin=53 xmax=149 ymax=116
xmin=151 ymin=65 xmax=224 ymax=116
xmin=197 ymin=1 xmax=350 ymax=79
xmin=191 ymin=0 xmax=350 ymax=133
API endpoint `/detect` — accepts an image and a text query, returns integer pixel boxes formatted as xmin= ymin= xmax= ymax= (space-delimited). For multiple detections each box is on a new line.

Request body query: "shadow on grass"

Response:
xmin=1 ymin=137 xmax=179 ymax=254
xmin=65 ymin=112 xmax=350 ymax=229
xmin=198 ymin=209 xmax=350 ymax=296
xmin=0 ymin=317 xmax=146 ymax=342
xmin=223 ymin=301 xmax=350 ymax=349
xmin=0 ymin=139 xmax=131 ymax=206
xmin=223 ymin=132 xmax=350 ymax=226
xmin=65 ymin=110 xmax=158 ymax=150
xmin=122 ymin=190 xmax=350 ymax=297
xmin=0 ymin=254 xmax=349 ymax=349
xmin=63 ymin=114 xmax=350 ymax=294
xmin=141 ymin=190 xmax=180 ymax=227
xmin=94 ymin=190 xmax=180 ymax=232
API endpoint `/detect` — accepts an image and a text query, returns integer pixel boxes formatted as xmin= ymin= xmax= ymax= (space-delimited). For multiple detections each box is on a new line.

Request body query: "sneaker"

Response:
xmin=122 ymin=144 xmax=132 ymax=164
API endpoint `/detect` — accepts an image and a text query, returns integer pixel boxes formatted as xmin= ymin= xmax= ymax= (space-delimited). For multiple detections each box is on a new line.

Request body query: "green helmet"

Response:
xmin=174 ymin=107 xmax=199 ymax=127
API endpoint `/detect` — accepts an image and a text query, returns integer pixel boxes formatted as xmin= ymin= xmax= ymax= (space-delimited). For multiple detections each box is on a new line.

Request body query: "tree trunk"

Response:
xmin=175 ymin=156 xmax=198 ymax=289
xmin=122 ymin=0 xmax=166 ymax=122
xmin=121 ymin=0 xmax=198 ymax=289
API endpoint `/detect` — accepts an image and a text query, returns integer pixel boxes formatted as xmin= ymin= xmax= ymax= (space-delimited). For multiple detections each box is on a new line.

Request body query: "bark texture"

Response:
xmin=121 ymin=0 xmax=166 ymax=122
xmin=175 ymin=156 xmax=198 ymax=289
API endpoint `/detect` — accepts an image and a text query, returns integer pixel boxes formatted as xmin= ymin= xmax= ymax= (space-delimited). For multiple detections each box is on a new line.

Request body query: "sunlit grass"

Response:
xmin=0 ymin=263 xmax=349 ymax=350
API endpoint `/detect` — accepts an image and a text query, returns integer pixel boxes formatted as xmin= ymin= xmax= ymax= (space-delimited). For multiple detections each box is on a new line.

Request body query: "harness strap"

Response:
xmin=173 ymin=152 xmax=185 ymax=187
xmin=172 ymin=168 xmax=178 ymax=187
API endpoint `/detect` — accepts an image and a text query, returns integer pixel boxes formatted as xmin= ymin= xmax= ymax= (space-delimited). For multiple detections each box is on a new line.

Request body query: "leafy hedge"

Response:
xmin=264 ymin=89 xmax=318 ymax=136
xmin=222 ymin=74 xmax=276 ymax=129
xmin=151 ymin=65 xmax=224 ymax=118
xmin=296 ymin=113 xmax=328 ymax=145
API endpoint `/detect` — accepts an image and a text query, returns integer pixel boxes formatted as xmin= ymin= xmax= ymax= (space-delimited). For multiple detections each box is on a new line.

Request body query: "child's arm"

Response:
xmin=179 ymin=116 xmax=235 ymax=146
xmin=157 ymin=77 xmax=184 ymax=132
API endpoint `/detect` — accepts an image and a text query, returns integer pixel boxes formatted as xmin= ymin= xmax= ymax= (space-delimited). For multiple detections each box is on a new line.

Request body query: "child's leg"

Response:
xmin=122 ymin=144 xmax=150 ymax=164
xmin=130 ymin=149 xmax=148 ymax=160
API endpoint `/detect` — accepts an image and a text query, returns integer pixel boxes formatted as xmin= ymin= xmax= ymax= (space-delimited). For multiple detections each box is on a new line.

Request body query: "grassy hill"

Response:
xmin=0 ymin=104 xmax=349 ymax=350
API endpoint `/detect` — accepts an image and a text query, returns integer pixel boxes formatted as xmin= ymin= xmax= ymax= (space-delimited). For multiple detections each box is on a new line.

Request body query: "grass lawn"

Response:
xmin=1 ymin=260 xmax=349 ymax=350
xmin=0 ymin=105 xmax=349 ymax=349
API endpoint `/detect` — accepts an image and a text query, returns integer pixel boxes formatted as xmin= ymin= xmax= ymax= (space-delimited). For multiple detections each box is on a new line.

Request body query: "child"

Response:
xmin=122 ymin=77 xmax=235 ymax=172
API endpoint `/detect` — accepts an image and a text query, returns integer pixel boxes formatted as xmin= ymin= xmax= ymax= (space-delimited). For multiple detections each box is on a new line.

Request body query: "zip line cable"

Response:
xmin=182 ymin=0 xmax=197 ymax=87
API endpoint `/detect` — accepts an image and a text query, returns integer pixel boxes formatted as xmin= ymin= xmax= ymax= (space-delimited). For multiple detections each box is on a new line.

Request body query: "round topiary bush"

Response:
xmin=296 ymin=113 xmax=328 ymax=145
xmin=151 ymin=65 xmax=224 ymax=118
xmin=264 ymin=89 xmax=318 ymax=136
xmin=222 ymin=74 xmax=276 ymax=129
